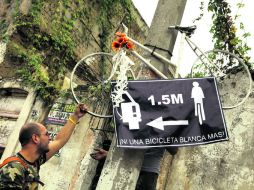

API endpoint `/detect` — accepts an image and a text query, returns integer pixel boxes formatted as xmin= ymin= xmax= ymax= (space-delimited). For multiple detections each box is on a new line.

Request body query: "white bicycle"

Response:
xmin=70 ymin=24 xmax=252 ymax=118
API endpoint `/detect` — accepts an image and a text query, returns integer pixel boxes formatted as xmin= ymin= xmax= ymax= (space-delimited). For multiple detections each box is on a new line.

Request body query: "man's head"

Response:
xmin=19 ymin=122 xmax=51 ymax=154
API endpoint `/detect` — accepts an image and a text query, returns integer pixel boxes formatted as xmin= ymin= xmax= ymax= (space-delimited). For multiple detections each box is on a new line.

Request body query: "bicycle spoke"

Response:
xmin=71 ymin=52 xmax=136 ymax=118
xmin=71 ymin=53 xmax=114 ymax=118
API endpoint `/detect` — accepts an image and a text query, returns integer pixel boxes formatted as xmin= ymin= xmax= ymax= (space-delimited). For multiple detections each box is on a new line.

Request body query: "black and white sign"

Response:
xmin=111 ymin=77 xmax=228 ymax=148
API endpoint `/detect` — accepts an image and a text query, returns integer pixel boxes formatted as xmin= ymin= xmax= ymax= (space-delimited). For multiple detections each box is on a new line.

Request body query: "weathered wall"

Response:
xmin=0 ymin=1 xmax=149 ymax=189
xmin=164 ymin=80 xmax=254 ymax=190
xmin=0 ymin=81 xmax=43 ymax=162
xmin=0 ymin=81 xmax=31 ymax=159
xmin=0 ymin=87 xmax=27 ymax=147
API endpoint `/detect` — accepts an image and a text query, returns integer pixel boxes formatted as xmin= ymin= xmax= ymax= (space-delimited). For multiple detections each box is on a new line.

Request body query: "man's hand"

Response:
xmin=74 ymin=104 xmax=88 ymax=119
xmin=90 ymin=148 xmax=108 ymax=160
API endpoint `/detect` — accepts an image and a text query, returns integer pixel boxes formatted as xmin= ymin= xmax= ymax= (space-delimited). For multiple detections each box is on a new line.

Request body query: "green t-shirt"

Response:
xmin=0 ymin=153 xmax=46 ymax=190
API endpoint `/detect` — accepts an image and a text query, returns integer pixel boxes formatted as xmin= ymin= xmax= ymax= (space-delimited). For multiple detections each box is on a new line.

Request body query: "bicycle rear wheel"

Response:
xmin=191 ymin=49 xmax=252 ymax=109
xmin=70 ymin=52 xmax=135 ymax=118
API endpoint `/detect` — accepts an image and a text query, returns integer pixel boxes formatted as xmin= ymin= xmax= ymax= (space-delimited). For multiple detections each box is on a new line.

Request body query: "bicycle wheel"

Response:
xmin=70 ymin=52 xmax=135 ymax=118
xmin=191 ymin=49 xmax=252 ymax=109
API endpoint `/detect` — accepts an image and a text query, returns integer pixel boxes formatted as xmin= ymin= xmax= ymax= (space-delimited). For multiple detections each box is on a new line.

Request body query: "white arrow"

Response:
xmin=146 ymin=117 xmax=189 ymax=131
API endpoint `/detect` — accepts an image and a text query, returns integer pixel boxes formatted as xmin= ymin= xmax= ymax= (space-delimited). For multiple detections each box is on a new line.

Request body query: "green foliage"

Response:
xmin=1 ymin=0 xmax=135 ymax=104
xmin=13 ymin=47 xmax=60 ymax=102
xmin=29 ymin=0 xmax=43 ymax=24
xmin=6 ymin=0 xmax=76 ymax=103
xmin=0 ymin=20 xmax=9 ymax=42
xmin=208 ymin=0 xmax=253 ymax=70
xmin=50 ymin=1 xmax=75 ymax=53
xmin=98 ymin=0 xmax=134 ymax=52
xmin=192 ymin=1 xmax=205 ymax=24
xmin=7 ymin=41 xmax=27 ymax=61
xmin=0 ymin=0 xmax=20 ymax=43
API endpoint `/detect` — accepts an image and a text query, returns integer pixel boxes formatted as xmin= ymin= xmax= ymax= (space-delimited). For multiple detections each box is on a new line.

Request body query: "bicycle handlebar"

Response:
xmin=121 ymin=23 xmax=128 ymax=35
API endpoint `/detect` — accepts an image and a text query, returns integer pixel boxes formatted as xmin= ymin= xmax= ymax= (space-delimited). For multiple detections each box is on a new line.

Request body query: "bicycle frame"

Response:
xmin=123 ymin=24 xmax=226 ymax=80
xmin=126 ymin=37 xmax=175 ymax=79
xmin=126 ymin=30 xmax=227 ymax=81
xmin=121 ymin=24 xmax=176 ymax=79
xmin=71 ymin=24 xmax=252 ymax=117
xmin=183 ymin=34 xmax=225 ymax=77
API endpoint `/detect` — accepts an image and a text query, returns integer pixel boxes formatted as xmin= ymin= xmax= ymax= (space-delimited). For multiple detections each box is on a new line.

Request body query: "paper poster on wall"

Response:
xmin=46 ymin=103 xmax=76 ymax=126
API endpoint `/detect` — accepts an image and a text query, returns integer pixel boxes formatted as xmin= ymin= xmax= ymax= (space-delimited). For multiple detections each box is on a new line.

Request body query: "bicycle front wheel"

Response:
xmin=191 ymin=49 xmax=252 ymax=109
xmin=70 ymin=52 xmax=135 ymax=118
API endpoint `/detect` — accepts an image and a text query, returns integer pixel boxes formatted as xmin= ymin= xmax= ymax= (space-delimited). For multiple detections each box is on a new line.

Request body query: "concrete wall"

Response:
xmin=0 ymin=88 xmax=27 ymax=147
xmin=164 ymin=80 xmax=254 ymax=190
xmin=0 ymin=81 xmax=33 ymax=161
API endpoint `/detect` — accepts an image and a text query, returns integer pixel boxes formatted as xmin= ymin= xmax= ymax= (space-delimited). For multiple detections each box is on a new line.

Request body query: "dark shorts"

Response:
xmin=135 ymin=171 xmax=158 ymax=190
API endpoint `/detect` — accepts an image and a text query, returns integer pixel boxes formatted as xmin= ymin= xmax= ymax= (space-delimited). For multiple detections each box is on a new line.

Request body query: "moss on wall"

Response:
xmin=0 ymin=0 xmax=144 ymax=103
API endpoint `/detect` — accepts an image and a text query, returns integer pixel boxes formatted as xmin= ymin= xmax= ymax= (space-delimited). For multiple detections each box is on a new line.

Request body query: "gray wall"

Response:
xmin=164 ymin=79 xmax=254 ymax=190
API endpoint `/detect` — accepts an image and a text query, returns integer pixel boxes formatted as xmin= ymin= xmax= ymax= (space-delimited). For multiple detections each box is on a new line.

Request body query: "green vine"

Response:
xmin=0 ymin=19 xmax=9 ymax=43
xmin=97 ymin=0 xmax=134 ymax=78
xmin=1 ymin=0 xmax=136 ymax=104
xmin=192 ymin=1 xmax=205 ymax=24
xmin=208 ymin=0 xmax=253 ymax=70
xmin=98 ymin=0 xmax=134 ymax=52
xmin=7 ymin=41 xmax=60 ymax=101
xmin=3 ymin=0 xmax=79 ymax=103
xmin=0 ymin=0 xmax=20 ymax=43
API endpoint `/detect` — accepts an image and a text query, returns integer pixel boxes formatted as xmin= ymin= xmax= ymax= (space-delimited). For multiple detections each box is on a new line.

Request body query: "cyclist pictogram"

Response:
xmin=191 ymin=81 xmax=206 ymax=125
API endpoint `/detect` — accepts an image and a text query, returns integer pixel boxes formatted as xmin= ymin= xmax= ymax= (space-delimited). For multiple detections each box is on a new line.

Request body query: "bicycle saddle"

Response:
xmin=170 ymin=25 xmax=197 ymax=36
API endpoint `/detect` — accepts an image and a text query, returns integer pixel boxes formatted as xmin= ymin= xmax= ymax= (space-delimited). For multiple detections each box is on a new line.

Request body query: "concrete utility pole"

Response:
xmin=95 ymin=1 xmax=187 ymax=189
xmin=145 ymin=0 xmax=187 ymax=78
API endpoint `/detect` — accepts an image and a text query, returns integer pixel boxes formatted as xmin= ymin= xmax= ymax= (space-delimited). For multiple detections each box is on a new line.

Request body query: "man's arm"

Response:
xmin=46 ymin=104 xmax=87 ymax=160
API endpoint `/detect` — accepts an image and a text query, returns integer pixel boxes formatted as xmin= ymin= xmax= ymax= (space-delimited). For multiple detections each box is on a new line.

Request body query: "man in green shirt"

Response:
xmin=0 ymin=104 xmax=87 ymax=190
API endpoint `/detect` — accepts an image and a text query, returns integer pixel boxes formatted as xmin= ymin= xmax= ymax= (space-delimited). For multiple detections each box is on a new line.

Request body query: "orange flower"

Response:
xmin=112 ymin=32 xmax=134 ymax=51
xmin=116 ymin=32 xmax=125 ymax=37
xmin=126 ymin=42 xmax=134 ymax=50
xmin=112 ymin=41 xmax=121 ymax=51
xmin=117 ymin=37 xmax=127 ymax=44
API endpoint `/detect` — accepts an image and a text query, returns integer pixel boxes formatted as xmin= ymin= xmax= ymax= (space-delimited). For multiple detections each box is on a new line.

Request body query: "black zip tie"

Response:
xmin=144 ymin=44 xmax=173 ymax=57
xmin=152 ymin=45 xmax=156 ymax=56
